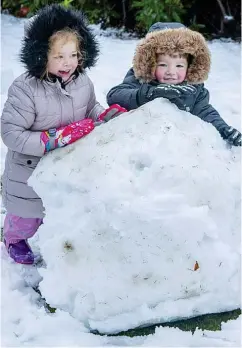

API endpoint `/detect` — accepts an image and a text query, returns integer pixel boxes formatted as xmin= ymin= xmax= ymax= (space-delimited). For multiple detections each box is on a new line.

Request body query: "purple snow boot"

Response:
xmin=6 ymin=240 xmax=34 ymax=265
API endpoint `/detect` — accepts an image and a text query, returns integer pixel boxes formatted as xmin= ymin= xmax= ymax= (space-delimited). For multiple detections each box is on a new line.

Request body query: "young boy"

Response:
xmin=107 ymin=23 xmax=241 ymax=146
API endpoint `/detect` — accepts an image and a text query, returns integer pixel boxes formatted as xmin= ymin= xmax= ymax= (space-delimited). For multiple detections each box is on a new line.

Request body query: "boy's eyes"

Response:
xmin=158 ymin=63 xmax=185 ymax=68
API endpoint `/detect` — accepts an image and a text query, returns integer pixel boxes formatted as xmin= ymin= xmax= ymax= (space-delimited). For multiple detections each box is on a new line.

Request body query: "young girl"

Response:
xmin=1 ymin=4 xmax=125 ymax=264
xmin=107 ymin=22 xmax=241 ymax=146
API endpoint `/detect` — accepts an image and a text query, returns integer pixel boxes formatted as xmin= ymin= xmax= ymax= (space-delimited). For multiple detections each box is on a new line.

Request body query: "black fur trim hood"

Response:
xmin=20 ymin=4 xmax=99 ymax=78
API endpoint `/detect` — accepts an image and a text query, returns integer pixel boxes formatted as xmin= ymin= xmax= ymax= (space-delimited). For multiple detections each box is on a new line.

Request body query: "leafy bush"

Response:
xmin=2 ymin=0 xmax=60 ymax=17
xmin=1 ymin=0 xmax=241 ymax=39
xmin=132 ymin=0 xmax=184 ymax=32
xmin=2 ymin=0 xmax=119 ymax=25
xmin=73 ymin=0 xmax=120 ymax=26
xmin=2 ymin=0 xmax=21 ymax=14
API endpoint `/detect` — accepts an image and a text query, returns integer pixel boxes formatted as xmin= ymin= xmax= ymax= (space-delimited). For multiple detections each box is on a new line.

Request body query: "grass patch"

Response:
xmin=2 ymin=243 xmax=239 ymax=338
xmin=108 ymin=308 xmax=241 ymax=337
xmin=32 ymin=286 xmax=241 ymax=337
xmin=33 ymin=286 xmax=57 ymax=314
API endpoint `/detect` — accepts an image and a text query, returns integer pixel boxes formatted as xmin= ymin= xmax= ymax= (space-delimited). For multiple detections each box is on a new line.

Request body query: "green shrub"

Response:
xmin=132 ymin=0 xmax=184 ymax=32
xmin=20 ymin=0 xmax=59 ymax=15
xmin=1 ymin=0 xmax=240 ymax=39
xmin=73 ymin=0 xmax=119 ymax=26
xmin=2 ymin=0 xmax=20 ymax=14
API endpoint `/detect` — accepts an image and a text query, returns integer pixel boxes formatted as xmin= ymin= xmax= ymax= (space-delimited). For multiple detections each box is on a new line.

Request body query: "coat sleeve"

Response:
xmin=1 ymin=80 xmax=45 ymax=156
xmin=86 ymin=76 xmax=105 ymax=121
xmin=106 ymin=68 xmax=144 ymax=110
xmin=191 ymin=86 xmax=228 ymax=132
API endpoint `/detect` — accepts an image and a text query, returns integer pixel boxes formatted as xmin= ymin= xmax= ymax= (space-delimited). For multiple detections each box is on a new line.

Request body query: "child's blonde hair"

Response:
xmin=42 ymin=28 xmax=83 ymax=80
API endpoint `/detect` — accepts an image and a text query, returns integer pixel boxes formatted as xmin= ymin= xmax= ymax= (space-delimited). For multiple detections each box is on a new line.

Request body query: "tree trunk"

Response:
xmin=122 ymin=0 xmax=126 ymax=27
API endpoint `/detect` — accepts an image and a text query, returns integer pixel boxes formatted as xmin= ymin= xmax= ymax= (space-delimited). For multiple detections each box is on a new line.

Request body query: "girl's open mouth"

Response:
xmin=58 ymin=70 xmax=71 ymax=76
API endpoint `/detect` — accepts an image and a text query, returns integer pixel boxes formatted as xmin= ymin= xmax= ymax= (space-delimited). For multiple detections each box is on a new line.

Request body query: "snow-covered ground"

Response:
xmin=1 ymin=14 xmax=241 ymax=347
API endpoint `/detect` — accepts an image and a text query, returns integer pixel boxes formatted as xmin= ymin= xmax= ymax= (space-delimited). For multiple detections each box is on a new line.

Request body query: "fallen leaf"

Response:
xmin=194 ymin=261 xmax=199 ymax=271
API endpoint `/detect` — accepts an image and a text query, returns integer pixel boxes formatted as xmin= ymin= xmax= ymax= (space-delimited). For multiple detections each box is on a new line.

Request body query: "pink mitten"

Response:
xmin=97 ymin=104 xmax=127 ymax=123
xmin=41 ymin=119 xmax=94 ymax=153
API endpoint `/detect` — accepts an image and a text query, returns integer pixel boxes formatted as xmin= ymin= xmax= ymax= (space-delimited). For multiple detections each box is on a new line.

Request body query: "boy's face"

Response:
xmin=155 ymin=53 xmax=188 ymax=84
xmin=47 ymin=40 xmax=78 ymax=81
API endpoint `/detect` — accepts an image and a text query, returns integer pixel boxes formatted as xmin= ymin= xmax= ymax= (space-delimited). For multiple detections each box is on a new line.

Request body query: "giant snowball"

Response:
xmin=29 ymin=99 xmax=240 ymax=334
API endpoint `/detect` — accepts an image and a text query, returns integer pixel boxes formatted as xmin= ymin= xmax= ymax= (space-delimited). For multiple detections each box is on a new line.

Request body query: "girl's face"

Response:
xmin=47 ymin=40 xmax=79 ymax=81
xmin=155 ymin=53 xmax=188 ymax=84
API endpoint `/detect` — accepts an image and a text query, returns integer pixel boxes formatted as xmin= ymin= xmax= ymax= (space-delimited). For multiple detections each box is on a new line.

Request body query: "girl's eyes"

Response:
xmin=53 ymin=53 xmax=77 ymax=59
xmin=177 ymin=64 xmax=185 ymax=68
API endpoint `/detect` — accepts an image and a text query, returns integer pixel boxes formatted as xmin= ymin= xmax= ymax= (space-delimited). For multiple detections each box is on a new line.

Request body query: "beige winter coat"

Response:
xmin=1 ymin=72 xmax=104 ymax=218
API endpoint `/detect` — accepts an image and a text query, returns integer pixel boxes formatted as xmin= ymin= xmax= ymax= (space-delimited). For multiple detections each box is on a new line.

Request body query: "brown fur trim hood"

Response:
xmin=133 ymin=28 xmax=211 ymax=84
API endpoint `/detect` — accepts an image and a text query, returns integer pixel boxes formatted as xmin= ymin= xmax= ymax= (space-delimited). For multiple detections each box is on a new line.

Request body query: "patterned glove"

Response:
xmin=220 ymin=126 xmax=241 ymax=146
xmin=95 ymin=104 xmax=127 ymax=125
xmin=41 ymin=119 xmax=94 ymax=153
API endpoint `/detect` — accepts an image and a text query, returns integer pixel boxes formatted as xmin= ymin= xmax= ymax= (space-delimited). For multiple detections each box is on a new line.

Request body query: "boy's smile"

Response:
xmin=155 ymin=53 xmax=188 ymax=84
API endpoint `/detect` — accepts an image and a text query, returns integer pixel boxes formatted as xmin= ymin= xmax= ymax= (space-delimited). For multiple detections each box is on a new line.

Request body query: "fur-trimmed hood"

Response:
xmin=20 ymin=4 xmax=99 ymax=78
xmin=133 ymin=26 xmax=211 ymax=84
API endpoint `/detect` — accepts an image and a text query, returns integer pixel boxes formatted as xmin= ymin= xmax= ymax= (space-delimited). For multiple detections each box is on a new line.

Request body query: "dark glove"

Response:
xmin=153 ymin=84 xmax=197 ymax=99
xmin=220 ymin=126 xmax=241 ymax=146
xmin=137 ymin=83 xmax=197 ymax=108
